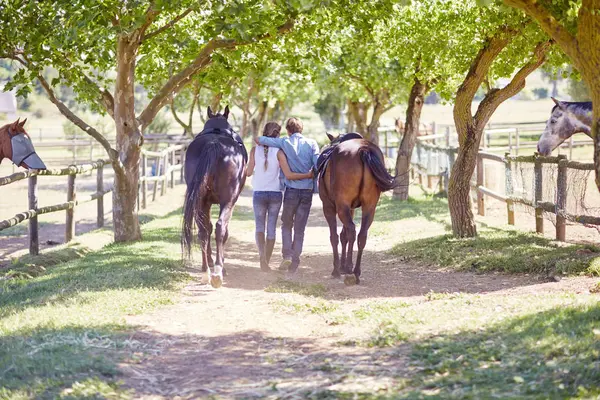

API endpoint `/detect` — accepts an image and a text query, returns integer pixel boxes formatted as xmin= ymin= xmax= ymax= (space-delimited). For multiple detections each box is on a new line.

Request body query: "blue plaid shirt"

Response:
xmin=258 ymin=133 xmax=319 ymax=190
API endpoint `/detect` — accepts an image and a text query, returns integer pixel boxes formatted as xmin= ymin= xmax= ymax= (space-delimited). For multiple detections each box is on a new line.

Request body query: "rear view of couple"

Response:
xmin=246 ymin=117 xmax=319 ymax=274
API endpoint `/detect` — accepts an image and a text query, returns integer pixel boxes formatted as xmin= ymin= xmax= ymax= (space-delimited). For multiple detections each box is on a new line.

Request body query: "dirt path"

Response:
xmin=120 ymin=189 xmax=597 ymax=399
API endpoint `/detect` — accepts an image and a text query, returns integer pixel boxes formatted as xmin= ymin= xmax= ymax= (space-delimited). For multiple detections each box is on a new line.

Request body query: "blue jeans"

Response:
xmin=253 ymin=191 xmax=283 ymax=240
xmin=281 ymin=187 xmax=313 ymax=265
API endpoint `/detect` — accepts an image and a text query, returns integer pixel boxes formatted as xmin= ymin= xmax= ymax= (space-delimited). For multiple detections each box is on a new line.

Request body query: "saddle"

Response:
xmin=196 ymin=124 xmax=248 ymax=163
xmin=316 ymin=132 xmax=363 ymax=177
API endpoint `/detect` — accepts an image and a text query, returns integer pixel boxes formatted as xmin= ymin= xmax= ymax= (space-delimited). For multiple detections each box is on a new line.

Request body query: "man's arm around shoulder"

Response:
xmin=257 ymin=136 xmax=286 ymax=148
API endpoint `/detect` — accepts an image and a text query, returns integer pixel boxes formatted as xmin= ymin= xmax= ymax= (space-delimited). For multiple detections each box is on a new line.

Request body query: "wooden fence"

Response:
xmin=409 ymin=139 xmax=598 ymax=242
xmin=0 ymin=144 xmax=187 ymax=255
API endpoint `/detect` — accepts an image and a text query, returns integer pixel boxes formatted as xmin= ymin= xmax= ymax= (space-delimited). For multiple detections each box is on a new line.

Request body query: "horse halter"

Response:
xmin=7 ymin=127 xmax=47 ymax=169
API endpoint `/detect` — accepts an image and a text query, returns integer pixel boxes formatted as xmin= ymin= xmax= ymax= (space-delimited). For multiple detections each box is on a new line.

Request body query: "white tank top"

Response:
xmin=252 ymin=146 xmax=282 ymax=192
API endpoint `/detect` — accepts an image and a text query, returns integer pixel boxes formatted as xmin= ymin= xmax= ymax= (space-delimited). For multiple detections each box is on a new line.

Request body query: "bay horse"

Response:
xmin=0 ymin=118 xmax=46 ymax=169
xmin=317 ymin=132 xmax=396 ymax=285
xmin=181 ymin=106 xmax=248 ymax=288
xmin=537 ymin=97 xmax=592 ymax=155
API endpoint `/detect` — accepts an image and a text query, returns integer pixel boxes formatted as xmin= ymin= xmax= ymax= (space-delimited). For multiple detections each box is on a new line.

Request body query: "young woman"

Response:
xmin=247 ymin=122 xmax=313 ymax=271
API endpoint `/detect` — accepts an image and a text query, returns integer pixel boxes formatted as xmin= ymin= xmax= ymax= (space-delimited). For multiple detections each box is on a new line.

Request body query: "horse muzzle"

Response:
xmin=11 ymin=133 xmax=46 ymax=170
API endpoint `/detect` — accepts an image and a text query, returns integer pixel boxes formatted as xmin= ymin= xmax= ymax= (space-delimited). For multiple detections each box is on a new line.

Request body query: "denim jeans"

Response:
xmin=281 ymin=187 xmax=313 ymax=265
xmin=253 ymin=191 xmax=283 ymax=240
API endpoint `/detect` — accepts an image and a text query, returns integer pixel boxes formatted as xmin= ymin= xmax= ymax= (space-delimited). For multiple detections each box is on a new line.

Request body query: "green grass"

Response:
xmin=390 ymin=228 xmax=600 ymax=276
xmin=0 ymin=212 xmax=190 ymax=399
xmin=404 ymin=302 xmax=600 ymax=399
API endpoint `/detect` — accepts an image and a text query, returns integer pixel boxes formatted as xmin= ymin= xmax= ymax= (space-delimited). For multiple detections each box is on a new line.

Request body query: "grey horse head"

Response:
xmin=537 ymin=97 xmax=592 ymax=156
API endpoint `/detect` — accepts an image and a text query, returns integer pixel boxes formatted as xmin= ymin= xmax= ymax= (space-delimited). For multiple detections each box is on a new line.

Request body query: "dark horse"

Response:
xmin=317 ymin=132 xmax=396 ymax=285
xmin=182 ymin=106 xmax=248 ymax=288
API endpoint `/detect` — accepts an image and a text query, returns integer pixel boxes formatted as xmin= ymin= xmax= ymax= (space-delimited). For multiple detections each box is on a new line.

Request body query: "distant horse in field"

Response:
xmin=181 ymin=106 xmax=248 ymax=288
xmin=0 ymin=118 xmax=46 ymax=169
xmin=537 ymin=97 xmax=592 ymax=156
xmin=317 ymin=132 xmax=396 ymax=285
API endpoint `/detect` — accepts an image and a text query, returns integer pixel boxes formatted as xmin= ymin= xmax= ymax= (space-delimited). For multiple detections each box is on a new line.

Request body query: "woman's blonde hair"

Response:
xmin=262 ymin=121 xmax=281 ymax=170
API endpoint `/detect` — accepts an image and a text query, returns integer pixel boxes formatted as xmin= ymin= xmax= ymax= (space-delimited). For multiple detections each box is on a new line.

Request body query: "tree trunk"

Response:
xmin=393 ymin=79 xmax=428 ymax=200
xmin=367 ymin=103 xmax=384 ymax=146
xmin=251 ymin=100 xmax=269 ymax=138
xmin=346 ymin=99 xmax=355 ymax=132
xmin=349 ymin=100 xmax=368 ymax=136
xmin=448 ymin=124 xmax=480 ymax=237
xmin=447 ymin=35 xmax=549 ymax=238
xmin=113 ymin=35 xmax=142 ymax=242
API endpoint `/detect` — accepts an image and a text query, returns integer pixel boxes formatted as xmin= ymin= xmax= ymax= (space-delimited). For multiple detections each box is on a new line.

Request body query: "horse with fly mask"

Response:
xmin=0 ymin=118 xmax=46 ymax=170
xmin=537 ymin=97 xmax=592 ymax=156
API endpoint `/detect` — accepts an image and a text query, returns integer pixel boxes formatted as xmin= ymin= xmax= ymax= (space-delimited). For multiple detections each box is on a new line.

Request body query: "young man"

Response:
xmin=255 ymin=117 xmax=319 ymax=273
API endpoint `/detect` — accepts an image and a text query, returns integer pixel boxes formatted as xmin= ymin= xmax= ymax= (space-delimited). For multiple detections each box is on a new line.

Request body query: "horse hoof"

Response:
xmin=344 ymin=274 xmax=357 ymax=286
xmin=210 ymin=274 xmax=223 ymax=288
xmin=331 ymin=271 xmax=341 ymax=279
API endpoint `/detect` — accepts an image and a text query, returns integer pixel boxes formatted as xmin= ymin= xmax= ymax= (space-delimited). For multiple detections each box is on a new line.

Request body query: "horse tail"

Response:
xmin=360 ymin=147 xmax=397 ymax=192
xmin=181 ymin=141 xmax=222 ymax=259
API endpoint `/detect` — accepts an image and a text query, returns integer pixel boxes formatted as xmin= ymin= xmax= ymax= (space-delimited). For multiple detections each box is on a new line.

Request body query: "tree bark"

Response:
xmin=113 ymin=34 xmax=142 ymax=242
xmin=448 ymin=33 xmax=550 ymax=237
xmin=349 ymin=100 xmax=368 ymax=136
xmin=393 ymin=78 xmax=428 ymax=200
xmin=346 ymin=99 xmax=355 ymax=132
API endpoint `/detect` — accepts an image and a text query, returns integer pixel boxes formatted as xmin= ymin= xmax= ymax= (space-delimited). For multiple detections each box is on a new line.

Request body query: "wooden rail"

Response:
xmin=410 ymin=137 xmax=597 ymax=242
xmin=0 ymin=143 xmax=188 ymax=255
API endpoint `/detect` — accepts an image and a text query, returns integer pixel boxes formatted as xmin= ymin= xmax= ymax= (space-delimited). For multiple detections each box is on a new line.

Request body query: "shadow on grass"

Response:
xmin=0 ymin=325 xmax=132 ymax=399
xmin=403 ymin=303 xmax=600 ymax=399
xmin=390 ymin=228 xmax=600 ymax=276
xmin=0 ymin=224 xmax=189 ymax=318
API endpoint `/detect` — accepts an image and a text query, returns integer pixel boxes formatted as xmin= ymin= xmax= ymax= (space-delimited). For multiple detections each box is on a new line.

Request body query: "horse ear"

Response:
xmin=207 ymin=106 xmax=214 ymax=119
xmin=326 ymin=132 xmax=335 ymax=142
xmin=19 ymin=118 xmax=27 ymax=127
xmin=223 ymin=105 xmax=230 ymax=119
xmin=551 ymin=97 xmax=567 ymax=110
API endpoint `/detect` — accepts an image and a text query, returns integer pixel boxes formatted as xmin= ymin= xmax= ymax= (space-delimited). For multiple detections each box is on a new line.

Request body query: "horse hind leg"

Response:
xmin=323 ymin=203 xmax=340 ymax=278
xmin=197 ymin=203 xmax=212 ymax=274
xmin=353 ymin=206 xmax=376 ymax=285
xmin=211 ymin=202 xmax=234 ymax=288
xmin=338 ymin=207 xmax=356 ymax=281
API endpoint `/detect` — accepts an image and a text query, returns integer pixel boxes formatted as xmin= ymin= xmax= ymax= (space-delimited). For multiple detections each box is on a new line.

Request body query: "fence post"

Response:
xmin=66 ymin=172 xmax=76 ymax=242
xmin=556 ymin=157 xmax=568 ymax=241
xmin=170 ymin=148 xmax=175 ymax=189
xmin=508 ymin=129 xmax=513 ymax=154
xmin=426 ymin=147 xmax=433 ymax=188
xmin=515 ymin=128 xmax=520 ymax=155
xmin=534 ymin=154 xmax=543 ymax=234
xmin=97 ymin=163 xmax=104 ymax=228
xmin=504 ymin=152 xmax=515 ymax=225
xmin=28 ymin=174 xmax=39 ymax=255
xmin=142 ymin=153 xmax=147 ymax=209
xmin=152 ymin=157 xmax=159 ymax=201
xmin=476 ymin=153 xmax=485 ymax=216
xmin=161 ymin=152 xmax=168 ymax=196
xmin=569 ymin=136 xmax=574 ymax=159
xmin=445 ymin=126 xmax=450 ymax=147
xmin=180 ymin=147 xmax=186 ymax=184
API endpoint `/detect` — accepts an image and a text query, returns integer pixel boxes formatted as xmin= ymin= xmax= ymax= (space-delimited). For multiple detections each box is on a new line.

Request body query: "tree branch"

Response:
xmin=36 ymin=73 xmax=119 ymax=165
xmin=503 ymin=0 xmax=580 ymax=67
xmin=60 ymin=53 xmax=116 ymax=117
xmin=137 ymin=18 xmax=295 ymax=130
xmin=346 ymin=73 xmax=375 ymax=99
xmin=475 ymin=40 xmax=552 ymax=128
xmin=143 ymin=7 xmax=194 ymax=41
